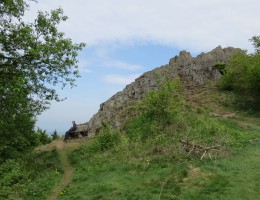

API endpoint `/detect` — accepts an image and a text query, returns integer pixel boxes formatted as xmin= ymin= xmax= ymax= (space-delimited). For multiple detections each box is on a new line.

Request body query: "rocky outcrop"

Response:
xmin=79 ymin=46 xmax=241 ymax=137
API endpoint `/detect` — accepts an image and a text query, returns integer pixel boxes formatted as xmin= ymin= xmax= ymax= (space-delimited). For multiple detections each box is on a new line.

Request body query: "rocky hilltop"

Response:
xmin=77 ymin=46 xmax=241 ymax=136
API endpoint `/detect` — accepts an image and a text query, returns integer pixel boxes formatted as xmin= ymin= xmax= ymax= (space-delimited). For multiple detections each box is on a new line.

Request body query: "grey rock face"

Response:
xmin=79 ymin=46 xmax=241 ymax=136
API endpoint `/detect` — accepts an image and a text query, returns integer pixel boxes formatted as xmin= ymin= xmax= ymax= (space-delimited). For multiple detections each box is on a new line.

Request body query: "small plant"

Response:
xmin=51 ymin=129 xmax=60 ymax=140
xmin=35 ymin=128 xmax=52 ymax=145
xmin=96 ymin=127 xmax=120 ymax=151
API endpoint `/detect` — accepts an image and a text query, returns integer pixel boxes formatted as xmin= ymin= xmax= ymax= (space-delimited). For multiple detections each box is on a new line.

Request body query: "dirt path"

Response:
xmin=46 ymin=141 xmax=73 ymax=200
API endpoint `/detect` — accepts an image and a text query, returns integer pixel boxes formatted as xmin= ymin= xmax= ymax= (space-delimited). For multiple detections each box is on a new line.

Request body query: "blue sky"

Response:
xmin=25 ymin=0 xmax=260 ymax=134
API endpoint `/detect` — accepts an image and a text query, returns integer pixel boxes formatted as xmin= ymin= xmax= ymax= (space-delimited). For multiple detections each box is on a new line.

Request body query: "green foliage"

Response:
xmin=213 ymin=62 xmax=226 ymax=75
xmin=141 ymin=76 xmax=184 ymax=126
xmin=64 ymin=83 xmax=260 ymax=200
xmin=96 ymin=127 xmax=120 ymax=151
xmin=219 ymin=36 xmax=260 ymax=108
xmin=0 ymin=111 xmax=37 ymax=163
xmin=0 ymin=149 xmax=62 ymax=199
xmin=250 ymin=35 xmax=260 ymax=54
xmin=125 ymin=76 xmax=185 ymax=141
xmin=70 ymin=127 xmax=121 ymax=165
xmin=125 ymin=113 xmax=155 ymax=141
xmin=35 ymin=128 xmax=52 ymax=145
xmin=51 ymin=129 xmax=60 ymax=140
xmin=0 ymin=0 xmax=85 ymax=161
xmin=65 ymin=112 xmax=260 ymax=200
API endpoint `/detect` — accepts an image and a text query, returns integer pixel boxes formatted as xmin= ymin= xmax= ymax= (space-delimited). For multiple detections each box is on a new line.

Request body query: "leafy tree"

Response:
xmin=250 ymin=35 xmax=260 ymax=54
xmin=35 ymin=128 xmax=52 ymax=145
xmin=51 ymin=129 xmax=60 ymax=140
xmin=219 ymin=36 xmax=260 ymax=108
xmin=0 ymin=0 xmax=85 ymax=161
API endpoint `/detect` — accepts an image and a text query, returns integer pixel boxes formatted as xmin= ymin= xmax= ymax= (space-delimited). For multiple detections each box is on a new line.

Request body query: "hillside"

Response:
xmin=1 ymin=47 xmax=259 ymax=200
xmin=47 ymin=46 xmax=258 ymax=199
xmin=57 ymin=84 xmax=260 ymax=200
xmin=78 ymin=46 xmax=241 ymax=137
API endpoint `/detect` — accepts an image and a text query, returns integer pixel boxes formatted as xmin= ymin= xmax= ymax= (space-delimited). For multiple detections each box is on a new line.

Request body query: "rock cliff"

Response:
xmin=78 ymin=46 xmax=241 ymax=136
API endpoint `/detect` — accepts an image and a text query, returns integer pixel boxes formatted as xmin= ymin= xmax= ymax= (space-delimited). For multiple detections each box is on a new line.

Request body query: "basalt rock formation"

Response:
xmin=77 ymin=46 xmax=241 ymax=137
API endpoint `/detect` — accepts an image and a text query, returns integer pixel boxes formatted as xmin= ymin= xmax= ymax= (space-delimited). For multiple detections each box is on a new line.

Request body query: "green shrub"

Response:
xmin=51 ymin=129 xmax=60 ymax=140
xmin=219 ymin=36 xmax=260 ymax=109
xmin=141 ymin=76 xmax=184 ymax=126
xmin=72 ymin=127 xmax=121 ymax=165
xmin=213 ymin=62 xmax=226 ymax=75
xmin=96 ymin=128 xmax=120 ymax=151
xmin=0 ymin=149 xmax=62 ymax=199
xmin=126 ymin=76 xmax=185 ymax=141
xmin=35 ymin=128 xmax=52 ymax=145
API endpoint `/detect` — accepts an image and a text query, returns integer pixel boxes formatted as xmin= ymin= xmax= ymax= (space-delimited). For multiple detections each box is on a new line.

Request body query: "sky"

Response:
xmin=25 ymin=0 xmax=260 ymax=134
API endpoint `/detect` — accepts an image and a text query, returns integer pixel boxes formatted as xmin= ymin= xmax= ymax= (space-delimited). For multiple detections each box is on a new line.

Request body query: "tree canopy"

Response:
xmin=0 ymin=0 xmax=85 ymax=161
xmin=219 ymin=36 xmax=260 ymax=109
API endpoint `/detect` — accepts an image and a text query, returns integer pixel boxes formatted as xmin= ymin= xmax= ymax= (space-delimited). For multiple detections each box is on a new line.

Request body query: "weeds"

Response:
xmin=0 ymin=149 xmax=62 ymax=199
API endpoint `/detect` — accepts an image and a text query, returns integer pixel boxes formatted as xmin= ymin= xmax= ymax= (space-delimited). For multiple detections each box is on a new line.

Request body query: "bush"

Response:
xmin=126 ymin=76 xmax=185 ymax=141
xmin=35 ymin=128 xmax=52 ymax=145
xmin=0 ymin=149 xmax=62 ymax=199
xmin=219 ymin=36 xmax=260 ymax=109
xmin=0 ymin=111 xmax=38 ymax=163
xmin=0 ymin=159 xmax=27 ymax=198
xmin=96 ymin=127 xmax=120 ymax=151
xmin=73 ymin=127 xmax=121 ymax=163
xmin=141 ymin=76 xmax=184 ymax=126
xmin=51 ymin=129 xmax=60 ymax=140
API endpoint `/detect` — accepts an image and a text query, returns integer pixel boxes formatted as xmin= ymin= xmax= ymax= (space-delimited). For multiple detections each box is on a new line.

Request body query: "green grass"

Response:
xmin=57 ymin=84 xmax=260 ymax=200
xmin=3 ymin=84 xmax=259 ymax=200
xmin=60 ymin=138 xmax=259 ymax=200
xmin=0 ymin=149 xmax=63 ymax=200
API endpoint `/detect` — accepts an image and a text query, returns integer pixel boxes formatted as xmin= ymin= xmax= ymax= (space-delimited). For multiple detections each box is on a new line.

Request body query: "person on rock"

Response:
xmin=64 ymin=121 xmax=77 ymax=142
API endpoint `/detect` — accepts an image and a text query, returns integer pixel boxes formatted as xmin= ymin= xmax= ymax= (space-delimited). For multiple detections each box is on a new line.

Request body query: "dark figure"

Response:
xmin=64 ymin=121 xmax=77 ymax=141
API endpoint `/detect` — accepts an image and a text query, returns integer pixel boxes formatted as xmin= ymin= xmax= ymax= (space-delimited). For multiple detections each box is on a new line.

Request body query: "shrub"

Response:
xmin=0 ymin=149 xmax=62 ymax=199
xmin=96 ymin=127 xmax=120 ymax=151
xmin=51 ymin=129 xmax=60 ymax=140
xmin=141 ymin=76 xmax=184 ymax=126
xmin=73 ymin=127 xmax=121 ymax=163
xmin=219 ymin=36 xmax=260 ymax=109
xmin=35 ymin=128 xmax=52 ymax=145
xmin=126 ymin=76 xmax=185 ymax=141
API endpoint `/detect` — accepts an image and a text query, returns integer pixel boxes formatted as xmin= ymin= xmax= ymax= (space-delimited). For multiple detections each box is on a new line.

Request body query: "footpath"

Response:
xmin=46 ymin=141 xmax=73 ymax=200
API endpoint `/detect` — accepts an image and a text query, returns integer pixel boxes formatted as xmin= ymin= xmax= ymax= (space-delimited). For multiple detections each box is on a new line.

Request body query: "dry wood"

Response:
xmin=180 ymin=140 xmax=221 ymax=160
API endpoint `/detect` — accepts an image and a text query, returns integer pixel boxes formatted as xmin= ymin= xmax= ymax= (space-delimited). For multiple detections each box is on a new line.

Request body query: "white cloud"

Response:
xmin=26 ymin=0 xmax=260 ymax=52
xmin=104 ymin=74 xmax=141 ymax=85
xmin=104 ymin=59 xmax=143 ymax=71
xmin=78 ymin=59 xmax=91 ymax=73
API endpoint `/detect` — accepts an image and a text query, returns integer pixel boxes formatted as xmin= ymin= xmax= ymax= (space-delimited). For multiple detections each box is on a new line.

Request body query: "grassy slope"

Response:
xmin=55 ymin=85 xmax=260 ymax=200
xmin=0 ymin=146 xmax=63 ymax=200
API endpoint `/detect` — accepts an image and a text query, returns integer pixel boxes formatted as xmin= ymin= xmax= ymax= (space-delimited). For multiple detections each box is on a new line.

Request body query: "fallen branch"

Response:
xmin=180 ymin=140 xmax=221 ymax=160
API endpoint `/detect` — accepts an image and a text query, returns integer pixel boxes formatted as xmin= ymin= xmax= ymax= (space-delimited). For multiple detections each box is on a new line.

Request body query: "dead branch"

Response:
xmin=180 ymin=140 xmax=221 ymax=160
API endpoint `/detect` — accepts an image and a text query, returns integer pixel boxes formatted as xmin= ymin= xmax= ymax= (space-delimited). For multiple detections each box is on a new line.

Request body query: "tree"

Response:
xmin=250 ymin=35 xmax=260 ymax=54
xmin=219 ymin=36 xmax=260 ymax=108
xmin=35 ymin=128 xmax=52 ymax=145
xmin=0 ymin=0 xmax=85 ymax=161
xmin=51 ymin=129 xmax=60 ymax=140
